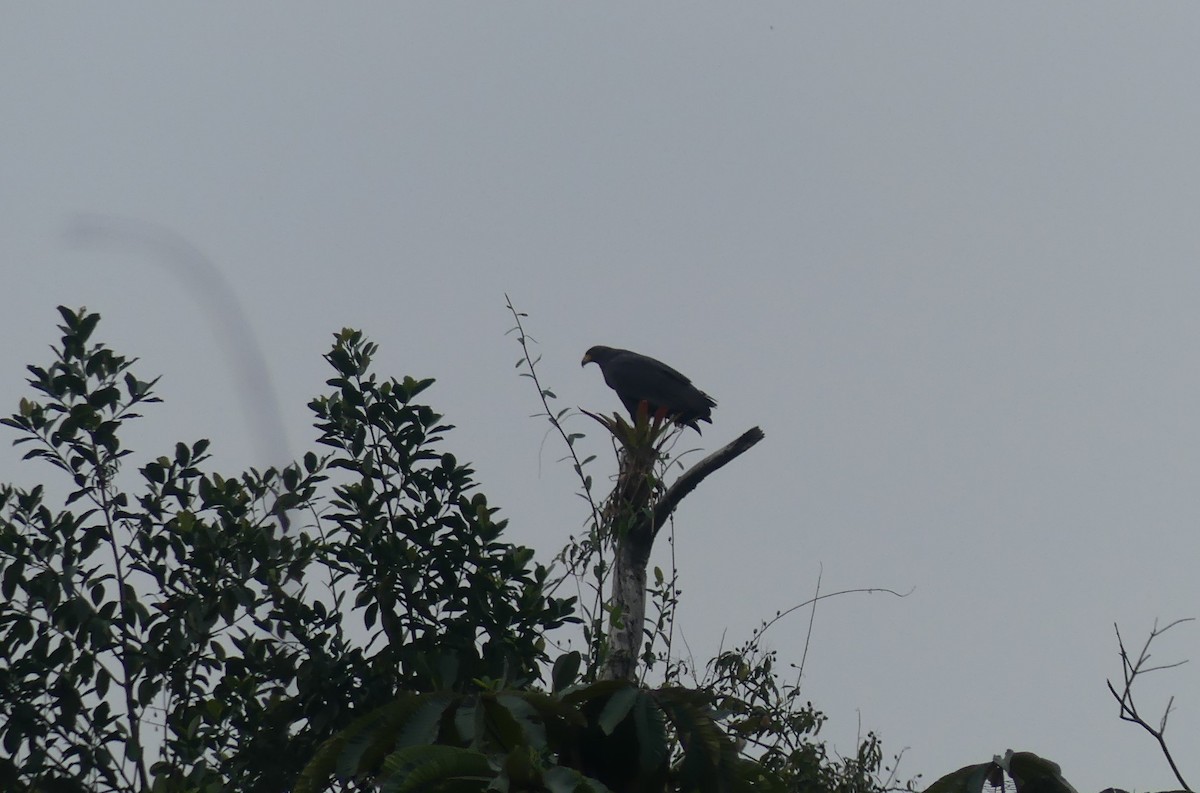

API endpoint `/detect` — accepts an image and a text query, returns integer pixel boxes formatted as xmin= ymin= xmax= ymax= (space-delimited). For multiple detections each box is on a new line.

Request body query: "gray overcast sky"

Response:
xmin=3 ymin=4 xmax=1199 ymax=789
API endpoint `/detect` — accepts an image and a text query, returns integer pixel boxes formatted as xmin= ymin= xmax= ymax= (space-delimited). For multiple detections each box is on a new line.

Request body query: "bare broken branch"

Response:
xmin=638 ymin=426 xmax=765 ymax=542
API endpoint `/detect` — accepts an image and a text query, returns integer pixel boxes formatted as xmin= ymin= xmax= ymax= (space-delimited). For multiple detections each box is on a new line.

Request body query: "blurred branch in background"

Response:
xmin=63 ymin=214 xmax=291 ymax=467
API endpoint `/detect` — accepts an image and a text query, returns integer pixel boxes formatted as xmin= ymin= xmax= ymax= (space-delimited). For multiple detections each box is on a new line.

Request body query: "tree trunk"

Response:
xmin=602 ymin=529 xmax=653 ymax=681
xmin=599 ymin=426 xmax=764 ymax=681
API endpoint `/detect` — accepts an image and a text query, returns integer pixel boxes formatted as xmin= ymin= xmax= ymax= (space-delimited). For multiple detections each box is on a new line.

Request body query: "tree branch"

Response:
xmin=640 ymin=426 xmax=765 ymax=542
xmin=1106 ymin=618 xmax=1194 ymax=792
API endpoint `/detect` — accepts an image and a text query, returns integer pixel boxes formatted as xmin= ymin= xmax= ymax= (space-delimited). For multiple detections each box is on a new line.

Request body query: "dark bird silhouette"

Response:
xmin=581 ymin=345 xmax=716 ymax=433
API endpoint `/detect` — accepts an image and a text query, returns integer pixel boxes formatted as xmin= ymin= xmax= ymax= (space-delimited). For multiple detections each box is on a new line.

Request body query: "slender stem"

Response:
xmin=95 ymin=437 xmax=150 ymax=790
xmin=505 ymin=296 xmax=604 ymax=552
xmin=505 ymin=297 xmax=612 ymax=663
xmin=797 ymin=566 xmax=822 ymax=683
xmin=355 ymin=367 xmax=408 ymax=651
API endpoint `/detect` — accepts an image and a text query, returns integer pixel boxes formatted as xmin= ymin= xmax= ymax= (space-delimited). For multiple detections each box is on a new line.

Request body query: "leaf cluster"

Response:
xmin=0 ymin=308 xmax=575 ymax=792
xmin=310 ymin=328 xmax=576 ymax=690
xmin=299 ymin=658 xmax=764 ymax=793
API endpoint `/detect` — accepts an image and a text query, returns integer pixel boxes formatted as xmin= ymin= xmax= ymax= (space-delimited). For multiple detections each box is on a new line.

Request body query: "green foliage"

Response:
xmin=0 ymin=308 xmax=575 ymax=791
xmin=921 ymin=751 xmax=1077 ymax=793
xmin=706 ymin=644 xmax=896 ymax=793
xmin=309 ymin=328 xmax=575 ymax=690
xmin=2 ymin=305 xmax=923 ymax=793
xmin=297 ymin=678 xmax=759 ymax=793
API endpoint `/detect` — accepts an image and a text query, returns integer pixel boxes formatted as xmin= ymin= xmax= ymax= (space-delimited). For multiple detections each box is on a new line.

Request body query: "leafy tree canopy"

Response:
xmin=0 ymin=307 xmax=574 ymax=791
xmin=1 ymin=306 xmax=914 ymax=793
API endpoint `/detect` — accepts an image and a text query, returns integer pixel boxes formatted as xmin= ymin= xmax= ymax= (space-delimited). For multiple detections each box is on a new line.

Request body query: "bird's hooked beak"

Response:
xmin=580 ymin=352 xmax=593 ymax=367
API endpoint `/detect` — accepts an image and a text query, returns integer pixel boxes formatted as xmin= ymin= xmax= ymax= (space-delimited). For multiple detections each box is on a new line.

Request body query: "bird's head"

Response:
xmin=581 ymin=345 xmax=617 ymax=367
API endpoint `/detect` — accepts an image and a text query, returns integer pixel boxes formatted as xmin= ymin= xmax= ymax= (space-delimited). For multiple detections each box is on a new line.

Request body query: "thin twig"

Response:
xmin=1106 ymin=617 xmax=1194 ymax=791
xmin=760 ymin=585 xmax=913 ymax=641
xmin=506 ymin=296 xmax=602 ymax=528
xmin=797 ymin=565 xmax=822 ymax=682
xmin=664 ymin=520 xmax=679 ymax=681
xmin=505 ymin=297 xmax=604 ymax=549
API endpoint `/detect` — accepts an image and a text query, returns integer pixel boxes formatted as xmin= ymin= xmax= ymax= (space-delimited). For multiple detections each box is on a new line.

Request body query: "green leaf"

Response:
xmin=631 ymin=693 xmax=668 ymax=776
xmin=77 ymin=310 xmax=101 ymax=343
xmin=378 ymin=745 xmax=492 ymax=793
xmin=551 ymin=652 xmax=582 ymax=693
xmin=495 ymin=694 xmax=547 ymax=750
xmin=143 ymin=461 xmax=166 ymax=484
xmin=921 ymin=762 xmax=995 ymax=793
xmin=479 ymin=695 xmax=525 ymax=751
xmin=1006 ymin=752 xmax=1077 ymax=791
xmin=597 ymin=686 xmax=639 ymax=736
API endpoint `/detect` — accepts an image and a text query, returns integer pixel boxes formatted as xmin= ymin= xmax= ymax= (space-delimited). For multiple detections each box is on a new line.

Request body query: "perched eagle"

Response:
xmin=581 ymin=345 xmax=716 ymax=433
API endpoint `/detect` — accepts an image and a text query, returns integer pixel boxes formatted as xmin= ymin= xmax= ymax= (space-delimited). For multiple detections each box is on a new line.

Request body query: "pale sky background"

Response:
xmin=3 ymin=4 xmax=1199 ymax=790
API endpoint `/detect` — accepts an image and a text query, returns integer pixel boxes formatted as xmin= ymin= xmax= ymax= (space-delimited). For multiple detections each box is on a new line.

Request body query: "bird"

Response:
xmin=581 ymin=345 xmax=716 ymax=433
